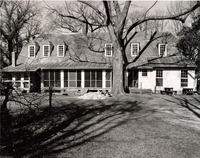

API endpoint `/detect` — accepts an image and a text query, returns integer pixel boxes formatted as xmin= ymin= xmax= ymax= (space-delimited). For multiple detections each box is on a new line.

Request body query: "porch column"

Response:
xmin=124 ymin=70 xmax=129 ymax=88
xmin=61 ymin=70 xmax=64 ymax=89
xmin=12 ymin=74 xmax=16 ymax=86
xmin=138 ymin=70 xmax=141 ymax=89
xmin=28 ymin=73 xmax=31 ymax=92
xmin=81 ymin=70 xmax=85 ymax=88
xmin=21 ymin=76 xmax=24 ymax=88
xmin=102 ymin=70 xmax=106 ymax=88
xmin=41 ymin=70 xmax=44 ymax=90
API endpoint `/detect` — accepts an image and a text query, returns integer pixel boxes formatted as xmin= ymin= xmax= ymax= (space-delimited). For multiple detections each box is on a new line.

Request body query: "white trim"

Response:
xmin=158 ymin=44 xmax=167 ymax=57
xmin=81 ymin=70 xmax=85 ymax=88
xmin=131 ymin=43 xmax=139 ymax=56
xmin=21 ymin=76 xmax=24 ymax=88
xmin=102 ymin=70 xmax=106 ymax=88
xmin=57 ymin=45 xmax=65 ymax=57
xmin=28 ymin=45 xmax=35 ymax=57
xmin=43 ymin=45 xmax=50 ymax=57
xmin=105 ymin=43 xmax=112 ymax=57
xmin=61 ymin=70 xmax=64 ymax=88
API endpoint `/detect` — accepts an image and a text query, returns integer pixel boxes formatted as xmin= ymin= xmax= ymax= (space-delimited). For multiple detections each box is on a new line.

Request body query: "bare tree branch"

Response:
xmin=79 ymin=0 xmax=105 ymax=20
xmin=143 ymin=1 xmax=157 ymax=19
xmin=103 ymin=1 xmax=111 ymax=26
xmin=113 ymin=1 xmax=121 ymax=16
xmin=125 ymin=1 xmax=200 ymax=39
xmin=0 ymin=0 xmax=44 ymax=66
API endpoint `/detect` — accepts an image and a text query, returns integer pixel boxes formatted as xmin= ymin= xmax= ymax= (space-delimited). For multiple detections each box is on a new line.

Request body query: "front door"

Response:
xmin=128 ymin=70 xmax=138 ymax=88
xmin=30 ymin=71 xmax=41 ymax=92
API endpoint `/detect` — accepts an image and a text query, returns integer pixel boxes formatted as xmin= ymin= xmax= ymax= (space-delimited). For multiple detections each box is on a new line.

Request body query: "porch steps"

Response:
xmin=129 ymin=88 xmax=152 ymax=94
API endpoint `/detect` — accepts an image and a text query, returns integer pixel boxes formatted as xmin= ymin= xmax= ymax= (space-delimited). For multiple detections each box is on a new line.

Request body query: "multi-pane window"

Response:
xmin=4 ymin=72 xmax=30 ymax=88
xmin=23 ymin=72 xmax=29 ymax=80
xmin=158 ymin=44 xmax=167 ymax=57
xmin=14 ymin=73 xmax=21 ymax=80
xmin=156 ymin=70 xmax=163 ymax=86
xmin=23 ymin=72 xmax=29 ymax=88
xmin=64 ymin=70 xmax=68 ymax=87
xmin=105 ymin=43 xmax=112 ymax=56
xmin=106 ymin=70 xmax=112 ymax=88
xmin=85 ymin=70 xmax=102 ymax=87
xmin=43 ymin=45 xmax=50 ymax=57
xmin=64 ymin=70 xmax=81 ymax=88
xmin=13 ymin=73 xmax=21 ymax=88
xmin=3 ymin=72 xmax=13 ymax=88
xmin=28 ymin=45 xmax=35 ymax=57
xmin=131 ymin=43 xmax=139 ymax=56
xmin=44 ymin=70 xmax=60 ymax=87
xmin=3 ymin=72 xmax=12 ymax=80
xmin=57 ymin=45 xmax=64 ymax=57
xmin=142 ymin=70 xmax=147 ymax=76
xmin=181 ymin=70 xmax=188 ymax=87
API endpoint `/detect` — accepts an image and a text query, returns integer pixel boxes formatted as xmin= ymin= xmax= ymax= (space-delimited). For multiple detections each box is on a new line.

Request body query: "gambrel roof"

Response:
xmin=3 ymin=31 xmax=195 ymax=72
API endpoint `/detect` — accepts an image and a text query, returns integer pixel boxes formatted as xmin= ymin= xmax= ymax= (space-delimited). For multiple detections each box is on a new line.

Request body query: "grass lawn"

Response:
xmin=1 ymin=93 xmax=200 ymax=158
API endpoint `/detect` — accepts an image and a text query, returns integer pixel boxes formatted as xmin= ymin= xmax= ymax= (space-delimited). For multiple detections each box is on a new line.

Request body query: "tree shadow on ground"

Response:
xmin=2 ymin=97 xmax=148 ymax=158
xmin=162 ymin=95 xmax=200 ymax=119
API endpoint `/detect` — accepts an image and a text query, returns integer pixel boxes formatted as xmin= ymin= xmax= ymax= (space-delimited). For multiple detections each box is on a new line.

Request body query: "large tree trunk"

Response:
xmin=111 ymin=41 xmax=125 ymax=94
xmin=107 ymin=23 xmax=125 ymax=95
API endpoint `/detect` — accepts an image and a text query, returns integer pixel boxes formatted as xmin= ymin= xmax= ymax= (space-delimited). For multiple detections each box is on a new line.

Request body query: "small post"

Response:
xmin=49 ymin=86 xmax=52 ymax=114
xmin=140 ymin=82 xmax=142 ymax=94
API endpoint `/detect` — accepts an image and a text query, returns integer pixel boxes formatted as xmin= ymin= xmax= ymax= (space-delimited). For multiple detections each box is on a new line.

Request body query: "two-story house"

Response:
xmin=2 ymin=31 xmax=197 ymax=94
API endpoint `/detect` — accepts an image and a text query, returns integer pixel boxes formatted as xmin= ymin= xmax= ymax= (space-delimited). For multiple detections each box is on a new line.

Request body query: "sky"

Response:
xmin=40 ymin=0 xmax=194 ymax=34
xmin=43 ymin=1 xmax=171 ymax=12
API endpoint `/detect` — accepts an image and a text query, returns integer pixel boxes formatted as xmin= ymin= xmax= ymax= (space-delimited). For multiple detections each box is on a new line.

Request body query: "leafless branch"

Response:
xmin=143 ymin=1 xmax=157 ymax=19
xmin=125 ymin=1 xmax=200 ymax=40
xmin=103 ymin=1 xmax=111 ymax=26
xmin=113 ymin=1 xmax=121 ymax=16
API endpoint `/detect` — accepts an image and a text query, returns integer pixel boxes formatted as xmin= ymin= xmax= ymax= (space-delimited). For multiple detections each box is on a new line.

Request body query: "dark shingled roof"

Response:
xmin=3 ymin=61 xmax=112 ymax=72
xmin=127 ymin=54 xmax=196 ymax=69
xmin=4 ymin=31 xmax=194 ymax=72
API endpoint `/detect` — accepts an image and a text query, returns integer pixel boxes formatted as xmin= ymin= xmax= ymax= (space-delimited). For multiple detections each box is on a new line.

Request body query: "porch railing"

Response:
xmin=130 ymin=80 xmax=138 ymax=88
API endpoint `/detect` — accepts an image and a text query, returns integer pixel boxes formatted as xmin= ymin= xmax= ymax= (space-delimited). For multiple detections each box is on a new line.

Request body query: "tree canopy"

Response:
xmin=177 ymin=12 xmax=200 ymax=73
xmin=0 ymin=0 xmax=44 ymax=66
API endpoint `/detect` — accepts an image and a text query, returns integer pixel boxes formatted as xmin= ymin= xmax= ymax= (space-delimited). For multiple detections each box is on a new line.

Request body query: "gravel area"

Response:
xmin=78 ymin=92 xmax=111 ymax=100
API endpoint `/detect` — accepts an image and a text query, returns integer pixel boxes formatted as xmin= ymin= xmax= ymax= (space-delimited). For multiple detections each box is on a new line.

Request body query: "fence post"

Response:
xmin=140 ymin=82 xmax=142 ymax=94
xmin=49 ymin=86 xmax=52 ymax=114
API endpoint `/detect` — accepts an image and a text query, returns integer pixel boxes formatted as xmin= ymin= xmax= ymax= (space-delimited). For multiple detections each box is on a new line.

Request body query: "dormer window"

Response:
xmin=57 ymin=45 xmax=64 ymax=57
xmin=105 ymin=43 xmax=112 ymax=56
xmin=131 ymin=43 xmax=139 ymax=56
xmin=158 ymin=44 xmax=167 ymax=57
xmin=43 ymin=45 xmax=50 ymax=57
xmin=28 ymin=45 xmax=35 ymax=57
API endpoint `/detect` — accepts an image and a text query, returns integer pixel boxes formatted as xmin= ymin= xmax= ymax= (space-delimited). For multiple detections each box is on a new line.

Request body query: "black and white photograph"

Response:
xmin=1 ymin=0 xmax=200 ymax=157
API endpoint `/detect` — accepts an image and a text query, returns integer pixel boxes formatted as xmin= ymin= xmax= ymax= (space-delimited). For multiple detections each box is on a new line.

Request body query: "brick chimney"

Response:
xmin=12 ymin=52 xmax=16 ymax=67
